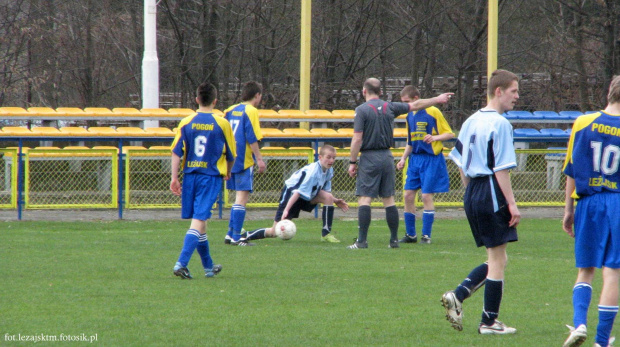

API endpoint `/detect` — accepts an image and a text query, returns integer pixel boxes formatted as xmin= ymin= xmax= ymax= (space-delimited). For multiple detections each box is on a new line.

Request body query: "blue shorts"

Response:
xmin=463 ymin=175 xmax=518 ymax=248
xmin=181 ymin=173 xmax=222 ymax=220
xmin=226 ymin=168 xmax=254 ymax=192
xmin=404 ymin=153 xmax=450 ymax=193
xmin=574 ymin=192 xmax=620 ymax=269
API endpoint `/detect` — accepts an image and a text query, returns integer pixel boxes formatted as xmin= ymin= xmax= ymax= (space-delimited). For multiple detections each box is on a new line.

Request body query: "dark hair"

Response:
xmin=196 ymin=82 xmax=217 ymax=106
xmin=363 ymin=78 xmax=381 ymax=96
xmin=488 ymin=69 xmax=519 ymax=98
xmin=400 ymin=85 xmax=420 ymax=99
xmin=241 ymin=81 xmax=263 ymax=102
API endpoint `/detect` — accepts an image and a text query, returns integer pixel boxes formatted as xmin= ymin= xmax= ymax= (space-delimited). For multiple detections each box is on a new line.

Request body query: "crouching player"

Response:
xmin=240 ymin=145 xmax=349 ymax=243
xmin=170 ymin=82 xmax=236 ymax=279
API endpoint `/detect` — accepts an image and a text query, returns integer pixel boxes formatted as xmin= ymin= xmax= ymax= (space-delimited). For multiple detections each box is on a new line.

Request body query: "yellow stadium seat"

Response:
xmin=84 ymin=107 xmax=113 ymax=117
xmin=260 ymin=146 xmax=286 ymax=150
xmin=63 ymin=146 xmax=90 ymax=150
xmin=59 ymin=127 xmax=90 ymax=136
xmin=115 ymin=127 xmax=147 ymax=136
xmin=282 ymin=128 xmax=312 ymax=137
xmin=87 ymin=127 xmax=118 ymax=136
xmin=92 ymin=146 xmax=119 ymax=152
xmin=31 ymin=127 xmax=62 ymax=136
xmin=167 ymin=108 xmax=196 ymax=118
xmin=112 ymin=107 xmax=141 ymax=117
xmin=28 ymin=107 xmax=63 ymax=117
xmin=144 ymin=127 xmax=175 ymax=137
xmin=2 ymin=127 xmax=33 ymax=136
xmin=331 ymin=110 xmax=355 ymax=120
xmin=336 ymin=128 xmax=354 ymax=137
xmin=257 ymin=109 xmax=280 ymax=118
xmin=0 ymin=107 xmax=29 ymax=117
xmin=309 ymin=128 xmax=339 ymax=137
xmin=140 ymin=108 xmax=169 ymax=117
xmin=278 ymin=109 xmax=306 ymax=119
xmin=121 ymin=145 xmax=147 ymax=153
xmin=57 ymin=107 xmax=94 ymax=117
xmin=305 ymin=110 xmax=333 ymax=119
xmin=289 ymin=146 xmax=314 ymax=150
xmin=396 ymin=113 xmax=407 ymax=120
xmin=261 ymin=128 xmax=284 ymax=137
xmin=149 ymin=145 xmax=171 ymax=150
xmin=394 ymin=128 xmax=407 ymax=137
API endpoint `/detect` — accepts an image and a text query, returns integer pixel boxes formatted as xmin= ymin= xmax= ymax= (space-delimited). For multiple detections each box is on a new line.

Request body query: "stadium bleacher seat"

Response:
xmin=87 ymin=127 xmax=118 ymax=136
xmin=506 ymin=110 xmax=535 ymax=119
xmin=336 ymin=128 xmax=354 ymax=137
xmin=305 ymin=110 xmax=333 ymax=119
xmin=59 ymin=127 xmax=90 ymax=136
xmin=112 ymin=107 xmax=141 ymax=118
xmin=513 ymin=128 xmax=544 ymax=137
xmin=144 ymin=127 xmax=175 ymax=137
xmin=394 ymin=128 xmax=407 ymax=137
xmin=502 ymin=112 xmax=518 ymax=120
xmin=63 ymin=146 xmax=90 ymax=150
xmin=309 ymin=128 xmax=339 ymax=137
xmin=540 ymin=128 xmax=568 ymax=137
xmin=140 ymin=108 xmax=169 ymax=118
xmin=331 ymin=110 xmax=355 ymax=120
xmin=149 ymin=146 xmax=171 ymax=150
xmin=260 ymin=128 xmax=284 ymax=137
xmin=278 ymin=109 xmax=306 ymax=119
xmin=167 ymin=108 xmax=195 ymax=118
xmin=115 ymin=127 xmax=147 ymax=136
xmin=559 ymin=111 xmax=583 ymax=120
xmin=2 ymin=127 xmax=33 ymax=136
xmin=84 ymin=107 xmax=113 ymax=117
xmin=57 ymin=107 xmax=94 ymax=117
xmin=257 ymin=109 xmax=280 ymax=119
xmin=585 ymin=110 xmax=600 ymax=114
xmin=28 ymin=107 xmax=63 ymax=118
xmin=0 ymin=107 xmax=28 ymax=117
xmin=282 ymin=128 xmax=312 ymax=137
xmin=533 ymin=110 xmax=565 ymax=120
xmin=121 ymin=145 xmax=147 ymax=153
xmin=31 ymin=127 xmax=62 ymax=136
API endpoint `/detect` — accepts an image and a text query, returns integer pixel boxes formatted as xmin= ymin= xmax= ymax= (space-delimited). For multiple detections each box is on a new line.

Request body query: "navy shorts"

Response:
xmin=463 ymin=175 xmax=518 ymax=248
xmin=181 ymin=173 xmax=222 ymax=221
xmin=274 ymin=186 xmax=316 ymax=222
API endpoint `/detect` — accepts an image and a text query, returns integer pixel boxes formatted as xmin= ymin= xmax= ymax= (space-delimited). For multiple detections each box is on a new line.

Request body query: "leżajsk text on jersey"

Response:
xmin=405 ymin=106 xmax=454 ymax=156
xmin=171 ymin=112 xmax=236 ymax=176
xmin=224 ymin=103 xmax=263 ymax=173
xmin=563 ymin=111 xmax=620 ymax=198
xmin=448 ymin=109 xmax=517 ymax=178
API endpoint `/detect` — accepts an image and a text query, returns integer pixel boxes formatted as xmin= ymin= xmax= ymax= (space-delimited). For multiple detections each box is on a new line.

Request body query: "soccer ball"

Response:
xmin=275 ymin=219 xmax=296 ymax=240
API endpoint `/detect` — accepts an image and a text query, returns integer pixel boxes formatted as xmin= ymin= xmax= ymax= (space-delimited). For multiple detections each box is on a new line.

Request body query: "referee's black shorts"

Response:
xmin=463 ymin=175 xmax=518 ymax=248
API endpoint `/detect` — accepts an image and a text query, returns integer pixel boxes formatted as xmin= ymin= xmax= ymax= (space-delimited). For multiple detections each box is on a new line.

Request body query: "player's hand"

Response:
xmin=396 ymin=159 xmax=405 ymax=171
xmin=348 ymin=163 xmax=357 ymax=177
xmin=282 ymin=210 xmax=289 ymax=220
xmin=224 ymin=172 xmax=231 ymax=181
xmin=335 ymin=199 xmax=349 ymax=212
xmin=423 ymin=134 xmax=435 ymax=144
xmin=170 ymin=178 xmax=181 ymax=196
xmin=256 ymin=159 xmax=266 ymax=174
xmin=508 ymin=203 xmax=520 ymax=227
xmin=435 ymin=93 xmax=454 ymax=104
xmin=563 ymin=212 xmax=575 ymax=237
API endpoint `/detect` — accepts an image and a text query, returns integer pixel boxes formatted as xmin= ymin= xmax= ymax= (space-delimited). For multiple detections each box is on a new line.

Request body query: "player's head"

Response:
xmin=318 ymin=145 xmax=337 ymax=170
xmin=400 ymin=85 xmax=420 ymax=103
xmin=607 ymin=75 xmax=620 ymax=104
xmin=363 ymin=78 xmax=381 ymax=98
xmin=196 ymin=82 xmax=218 ymax=107
xmin=241 ymin=81 xmax=263 ymax=106
xmin=488 ymin=69 xmax=519 ymax=112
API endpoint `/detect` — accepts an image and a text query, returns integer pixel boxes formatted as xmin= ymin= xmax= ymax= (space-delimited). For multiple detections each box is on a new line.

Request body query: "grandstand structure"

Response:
xmin=0 ymin=105 xmax=580 ymax=220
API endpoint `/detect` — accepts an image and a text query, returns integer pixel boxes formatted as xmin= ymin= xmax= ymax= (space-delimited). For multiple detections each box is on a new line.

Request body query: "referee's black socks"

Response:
xmin=385 ymin=205 xmax=399 ymax=241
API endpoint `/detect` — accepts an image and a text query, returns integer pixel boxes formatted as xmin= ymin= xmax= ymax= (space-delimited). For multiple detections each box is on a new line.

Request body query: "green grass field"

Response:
xmin=0 ymin=217 xmax=612 ymax=346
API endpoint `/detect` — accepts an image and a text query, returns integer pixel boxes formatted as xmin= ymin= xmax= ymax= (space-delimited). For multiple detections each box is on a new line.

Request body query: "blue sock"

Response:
xmin=422 ymin=210 xmax=435 ymax=237
xmin=177 ymin=229 xmax=200 ymax=267
xmin=455 ymin=263 xmax=488 ymax=303
xmin=596 ymin=305 xmax=618 ymax=346
xmin=231 ymin=204 xmax=246 ymax=241
xmin=404 ymin=212 xmax=416 ymax=237
xmin=195 ymin=234 xmax=213 ymax=270
xmin=573 ymin=282 xmax=592 ymax=328
xmin=481 ymin=278 xmax=504 ymax=326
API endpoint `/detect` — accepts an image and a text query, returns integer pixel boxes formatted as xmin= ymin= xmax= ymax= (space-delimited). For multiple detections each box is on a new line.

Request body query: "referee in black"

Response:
xmin=347 ymin=78 xmax=452 ymax=249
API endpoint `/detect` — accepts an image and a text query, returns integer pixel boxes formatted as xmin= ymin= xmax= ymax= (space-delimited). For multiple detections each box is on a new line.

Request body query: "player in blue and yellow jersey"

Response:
xmin=562 ymin=76 xmax=620 ymax=347
xmin=223 ymin=81 xmax=266 ymax=246
xmin=397 ymin=85 xmax=454 ymax=245
xmin=170 ymin=82 xmax=236 ymax=279
xmin=442 ymin=70 xmax=521 ymax=335
xmin=239 ymin=145 xmax=349 ymax=243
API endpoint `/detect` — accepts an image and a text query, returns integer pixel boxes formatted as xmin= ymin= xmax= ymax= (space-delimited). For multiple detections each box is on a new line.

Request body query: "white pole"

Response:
xmin=142 ymin=0 xmax=159 ymax=128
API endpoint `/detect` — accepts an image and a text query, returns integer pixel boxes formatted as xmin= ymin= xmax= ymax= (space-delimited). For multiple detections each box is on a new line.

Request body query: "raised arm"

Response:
xmin=408 ymin=93 xmax=454 ymax=111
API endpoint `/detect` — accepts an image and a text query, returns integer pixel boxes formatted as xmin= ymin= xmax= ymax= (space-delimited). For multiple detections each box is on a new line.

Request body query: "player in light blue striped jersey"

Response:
xmin=223 ymin=81 xmax=266 ymax=246
xmin=170 ymin=82 xmax=236 ymax=279
xmin=562 ymin=75 xmax=620 ymax=347
xmin=442 ymin=70 xmax=521 ymax=335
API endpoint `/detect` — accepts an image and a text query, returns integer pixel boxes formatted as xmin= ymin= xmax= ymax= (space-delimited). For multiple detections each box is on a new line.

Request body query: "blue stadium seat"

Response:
xmin=565 ymin=128 xmax=572 ymax=136
xmin=534 ymin=110 xmax=566 ymax=120
xmin=514 ymin=128 xmax=544 ymax=137
xmin=502 ymin=112 xmax=518 ymax=120
xmin=506 ymin=110 xmax=535 ymax=119
xmin=540 ymin=128 xmax=568 ymax=137
xmin=585 ymin=110 xmax=600 ymax=114
xmin=559 ymin=111 xmax=583 ymax=120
